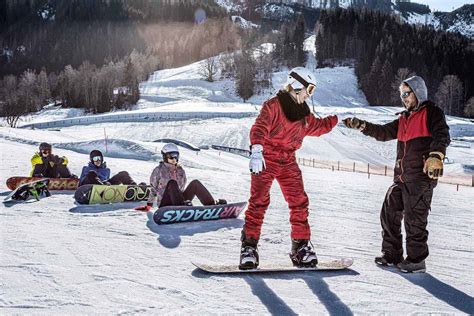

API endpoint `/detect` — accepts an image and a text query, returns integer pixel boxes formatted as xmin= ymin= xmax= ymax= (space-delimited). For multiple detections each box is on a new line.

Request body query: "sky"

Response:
xmin=413 ymin=0 xmax=473 ymax=12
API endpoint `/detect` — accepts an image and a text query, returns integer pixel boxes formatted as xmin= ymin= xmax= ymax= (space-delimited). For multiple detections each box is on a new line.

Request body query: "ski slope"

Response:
xmin=1 ymin=35 xmax=473 ymax=314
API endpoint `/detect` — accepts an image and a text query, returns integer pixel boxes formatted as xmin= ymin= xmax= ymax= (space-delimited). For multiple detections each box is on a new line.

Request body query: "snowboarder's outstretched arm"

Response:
xmin=305 ymin=114 xmax=338 ymax=137
xmin=344 ymin=117 xmax=399 ymax=142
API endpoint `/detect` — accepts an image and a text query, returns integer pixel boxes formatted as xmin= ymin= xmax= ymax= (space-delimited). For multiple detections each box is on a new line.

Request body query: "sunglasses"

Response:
xmin=400 ymin=91 xmax=413 ymax=99
xmin=92 ymin=156 xmax=102 ymax=162
xmin=41 ymin=149 xmax=51 ymax=154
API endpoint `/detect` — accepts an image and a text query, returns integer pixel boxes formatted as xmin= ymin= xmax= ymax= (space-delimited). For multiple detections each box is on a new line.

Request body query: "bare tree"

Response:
xmin=464 ymin=96 xmax=474 ymax=118
xmin=0 ymin=75 xmax=26 ymax=127
xmin=234 ymin=51 xmax=256 ymax=102
xmin=198 ymin=56 xmax=219 ymax=82
xmin=435 ymin=75 xmax=464 ymax=116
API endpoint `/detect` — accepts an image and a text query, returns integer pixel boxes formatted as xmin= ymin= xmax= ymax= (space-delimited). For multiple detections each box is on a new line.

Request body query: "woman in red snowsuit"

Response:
xmin=239 ymin=67 xmax=338 ymax=269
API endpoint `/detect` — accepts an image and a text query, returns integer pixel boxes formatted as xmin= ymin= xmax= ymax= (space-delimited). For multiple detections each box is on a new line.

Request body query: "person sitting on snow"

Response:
xmin=79 ymin=150 xmax=137 ymax=186
xmin=134 ymin=143 xmax=226 ymax=211
xmin=31 ymin=142 xmax=76 ymax=178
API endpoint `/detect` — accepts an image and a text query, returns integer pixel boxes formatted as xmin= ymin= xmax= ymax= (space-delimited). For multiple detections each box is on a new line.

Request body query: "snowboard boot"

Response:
xmin=215 ymin=199 xmax=227 ymax=205
xmin=397 ymin=259 xmax=426 ymax=273
xmin=374 ymin=253 xmax=402 ymax=266
xmin=290 ymin=239 xmax=318 ymax=267
xmin=239 ymin=232 xmax=259 ymax=270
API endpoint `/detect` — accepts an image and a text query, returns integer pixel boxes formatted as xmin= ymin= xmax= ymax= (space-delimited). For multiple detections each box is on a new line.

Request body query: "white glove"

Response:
xmin=249 ymin=144 xmax=265 ymax=175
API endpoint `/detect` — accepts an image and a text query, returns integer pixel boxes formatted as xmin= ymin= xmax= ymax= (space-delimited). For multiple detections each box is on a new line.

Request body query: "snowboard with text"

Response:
xmin=193 ymin=258 xmax=353 ymax=274
xmin=153 ymin=201 xmax=246 ymax=225
xmin=6 ymin=176 xmax=79 ymax=191
xmin=74 ymin=184 xmax=152 ymax=205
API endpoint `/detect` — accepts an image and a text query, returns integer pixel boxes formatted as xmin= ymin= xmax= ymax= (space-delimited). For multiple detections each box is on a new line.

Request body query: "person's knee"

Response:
xmin=189 ymin=179 xmax=202 ymax=186
xmin=116 ymin=171 xmax=130 ymax=177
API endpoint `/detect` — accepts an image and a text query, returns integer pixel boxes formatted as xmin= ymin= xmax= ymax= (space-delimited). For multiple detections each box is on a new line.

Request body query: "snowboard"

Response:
xmin=74 ymin=184 xmax=151 ymax=204
xmin=4 ymin=178 xmax=51 ymax=203
xmin=192 ymin=258 xmax=353 ymax=274
xmin=153 ymin=201 xmax=247 ymax=225
xmin=6 ymin=176 xmax=79 ymax=191
xmin=74 ymin=184 xmax=152 ymax=205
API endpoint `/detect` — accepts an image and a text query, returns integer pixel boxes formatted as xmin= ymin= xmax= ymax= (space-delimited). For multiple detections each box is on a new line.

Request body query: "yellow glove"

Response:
xmin=423 ymin=152 xmax=444 ymax=179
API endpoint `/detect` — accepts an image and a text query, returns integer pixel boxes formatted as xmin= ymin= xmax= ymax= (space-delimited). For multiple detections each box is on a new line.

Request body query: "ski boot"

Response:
xmin=290 ymin=239 xmax=318 ymax=267
xmin=239 ymin=232 xmax=259 ymax=270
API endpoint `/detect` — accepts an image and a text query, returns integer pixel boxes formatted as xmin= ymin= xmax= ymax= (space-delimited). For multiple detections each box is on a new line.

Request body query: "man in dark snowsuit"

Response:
xmin=344 ymin=75 xmax=450 ymax=273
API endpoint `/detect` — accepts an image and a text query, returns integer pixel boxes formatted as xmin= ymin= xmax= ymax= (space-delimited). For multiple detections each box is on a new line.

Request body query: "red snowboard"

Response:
xmin=6 ymin=177 xmax=79 ymax=191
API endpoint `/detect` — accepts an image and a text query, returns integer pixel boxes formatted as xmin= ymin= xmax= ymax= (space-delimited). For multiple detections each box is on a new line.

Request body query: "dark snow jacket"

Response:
xmin=79 ymin=162 xmax=111 ymax=185
xmin=362 ymin=101 xmax=450 ymax=183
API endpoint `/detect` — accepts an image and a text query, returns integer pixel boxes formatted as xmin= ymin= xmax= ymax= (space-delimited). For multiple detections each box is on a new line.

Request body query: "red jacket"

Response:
xmin=250 ymin=96 xmax=338 ymax=162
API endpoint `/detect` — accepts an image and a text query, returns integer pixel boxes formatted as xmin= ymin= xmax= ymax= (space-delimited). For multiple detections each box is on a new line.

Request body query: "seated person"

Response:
xmin=31 ymin=142 xmax=76 ymax=178
xmin=135 ymin=143 xmax=226 ymax=211
xmin=79 ymin=150 xmax=137 ymax=186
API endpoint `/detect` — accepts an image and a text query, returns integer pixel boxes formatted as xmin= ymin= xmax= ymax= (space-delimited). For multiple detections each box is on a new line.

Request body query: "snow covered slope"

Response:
xmin=1 ymin=34 xmax=473 ymax=314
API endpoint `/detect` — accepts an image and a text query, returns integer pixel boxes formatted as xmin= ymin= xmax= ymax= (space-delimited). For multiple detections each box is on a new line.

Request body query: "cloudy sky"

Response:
xmin=413 ymin=0 xmax=472 ymax=12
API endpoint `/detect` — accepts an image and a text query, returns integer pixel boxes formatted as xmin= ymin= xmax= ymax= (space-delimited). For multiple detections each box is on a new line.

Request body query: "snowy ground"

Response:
xmin=1 ymin=36 xmax=473 ymax=314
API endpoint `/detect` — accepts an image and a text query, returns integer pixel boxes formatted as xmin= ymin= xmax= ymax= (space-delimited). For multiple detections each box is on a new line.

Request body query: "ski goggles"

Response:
xmin=92 ymin=156 xmax=102 ymax=162
xmin=41 ymin=149 xmax=51 ymax=155
xmin=165 ymin=152 xmax=179 ymax=161
xmin=400 ymin=90 xmax=413 ymax=99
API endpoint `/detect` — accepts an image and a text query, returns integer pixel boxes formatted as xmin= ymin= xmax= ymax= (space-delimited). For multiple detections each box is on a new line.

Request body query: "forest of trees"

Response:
xmin=315 ymin=8 xmax=474 ymax=117
xmin=0 ymin=1 xmax=242 ymax=125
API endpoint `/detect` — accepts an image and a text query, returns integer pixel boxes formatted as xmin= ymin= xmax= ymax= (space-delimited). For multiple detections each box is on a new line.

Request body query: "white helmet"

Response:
xmin=161 ymin=143 xmax=179 ymax=154
xmin=161 ymin=143 xmax=180 ymax=162
xmin=286 ymin=67 xmax=316 ymax=90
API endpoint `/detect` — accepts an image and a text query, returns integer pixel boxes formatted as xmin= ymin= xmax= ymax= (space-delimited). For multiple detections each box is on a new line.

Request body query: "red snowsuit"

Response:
xmin=244 ymin=96 xmax=338 ymax=241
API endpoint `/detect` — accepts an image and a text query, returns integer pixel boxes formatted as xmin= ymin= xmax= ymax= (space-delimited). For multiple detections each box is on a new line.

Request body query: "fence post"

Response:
xmin=472 ymin=174 xmax=474 ymax=187
xmin=332 ymin=165 xmax=334 ymax=172
xmin=384 ymin=166 xmax=387 ymax=176
xmin=457 ymin=184 xmax=459 ymax=192
xmin=338 ymin=161 xmax=340 ymax=171
xmin=353 ymin=162 xmax=355 ymax=172
xmin=313 ymin=159 xmax=315 ymax=168
xmin=367 ymin=163 xmax=370 ymax=179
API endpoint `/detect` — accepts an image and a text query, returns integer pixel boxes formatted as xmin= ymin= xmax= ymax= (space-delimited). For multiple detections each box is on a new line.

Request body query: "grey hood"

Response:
xmin=403 ymin=76 xmax=428 ymax=107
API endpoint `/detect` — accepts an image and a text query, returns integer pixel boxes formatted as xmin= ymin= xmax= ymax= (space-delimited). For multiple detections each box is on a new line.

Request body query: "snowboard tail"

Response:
xmin=193 ymin=258 xmax=353 ymax=274
xmin=74 ymin=184 xmax=152 ymax=205
xmin=153 ymin=201 xmax=246 ymax=225
xmin=6 ymin=177 xmax=79 ymax=191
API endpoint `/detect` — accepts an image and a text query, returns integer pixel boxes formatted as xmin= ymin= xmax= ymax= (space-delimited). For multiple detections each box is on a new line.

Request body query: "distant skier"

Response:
xmin=30 ymin=142 xmax=76 ymax=178
xmin=343 ymin=75 xmax=450 ymax=273
xmin=240 ymin=67 xmax=338 ymax=270
xmin=134 ymin=143 xmax=226 ymax=211
xmin=79 ymin=150 xmax=138 ymax=186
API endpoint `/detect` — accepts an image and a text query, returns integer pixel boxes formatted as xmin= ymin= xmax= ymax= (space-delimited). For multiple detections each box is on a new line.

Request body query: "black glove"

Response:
xmin=343 ymin=117 xmax=366 ymax=130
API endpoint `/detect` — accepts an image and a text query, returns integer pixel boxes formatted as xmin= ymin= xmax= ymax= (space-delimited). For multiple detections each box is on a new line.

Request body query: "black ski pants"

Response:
xmin=380 ymin=181 xmax=435 ymax=263
xmin=160 ymin=179 xmax=215 ymax=207
xmin=81 ymin=171 xmax=136 ymax=186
